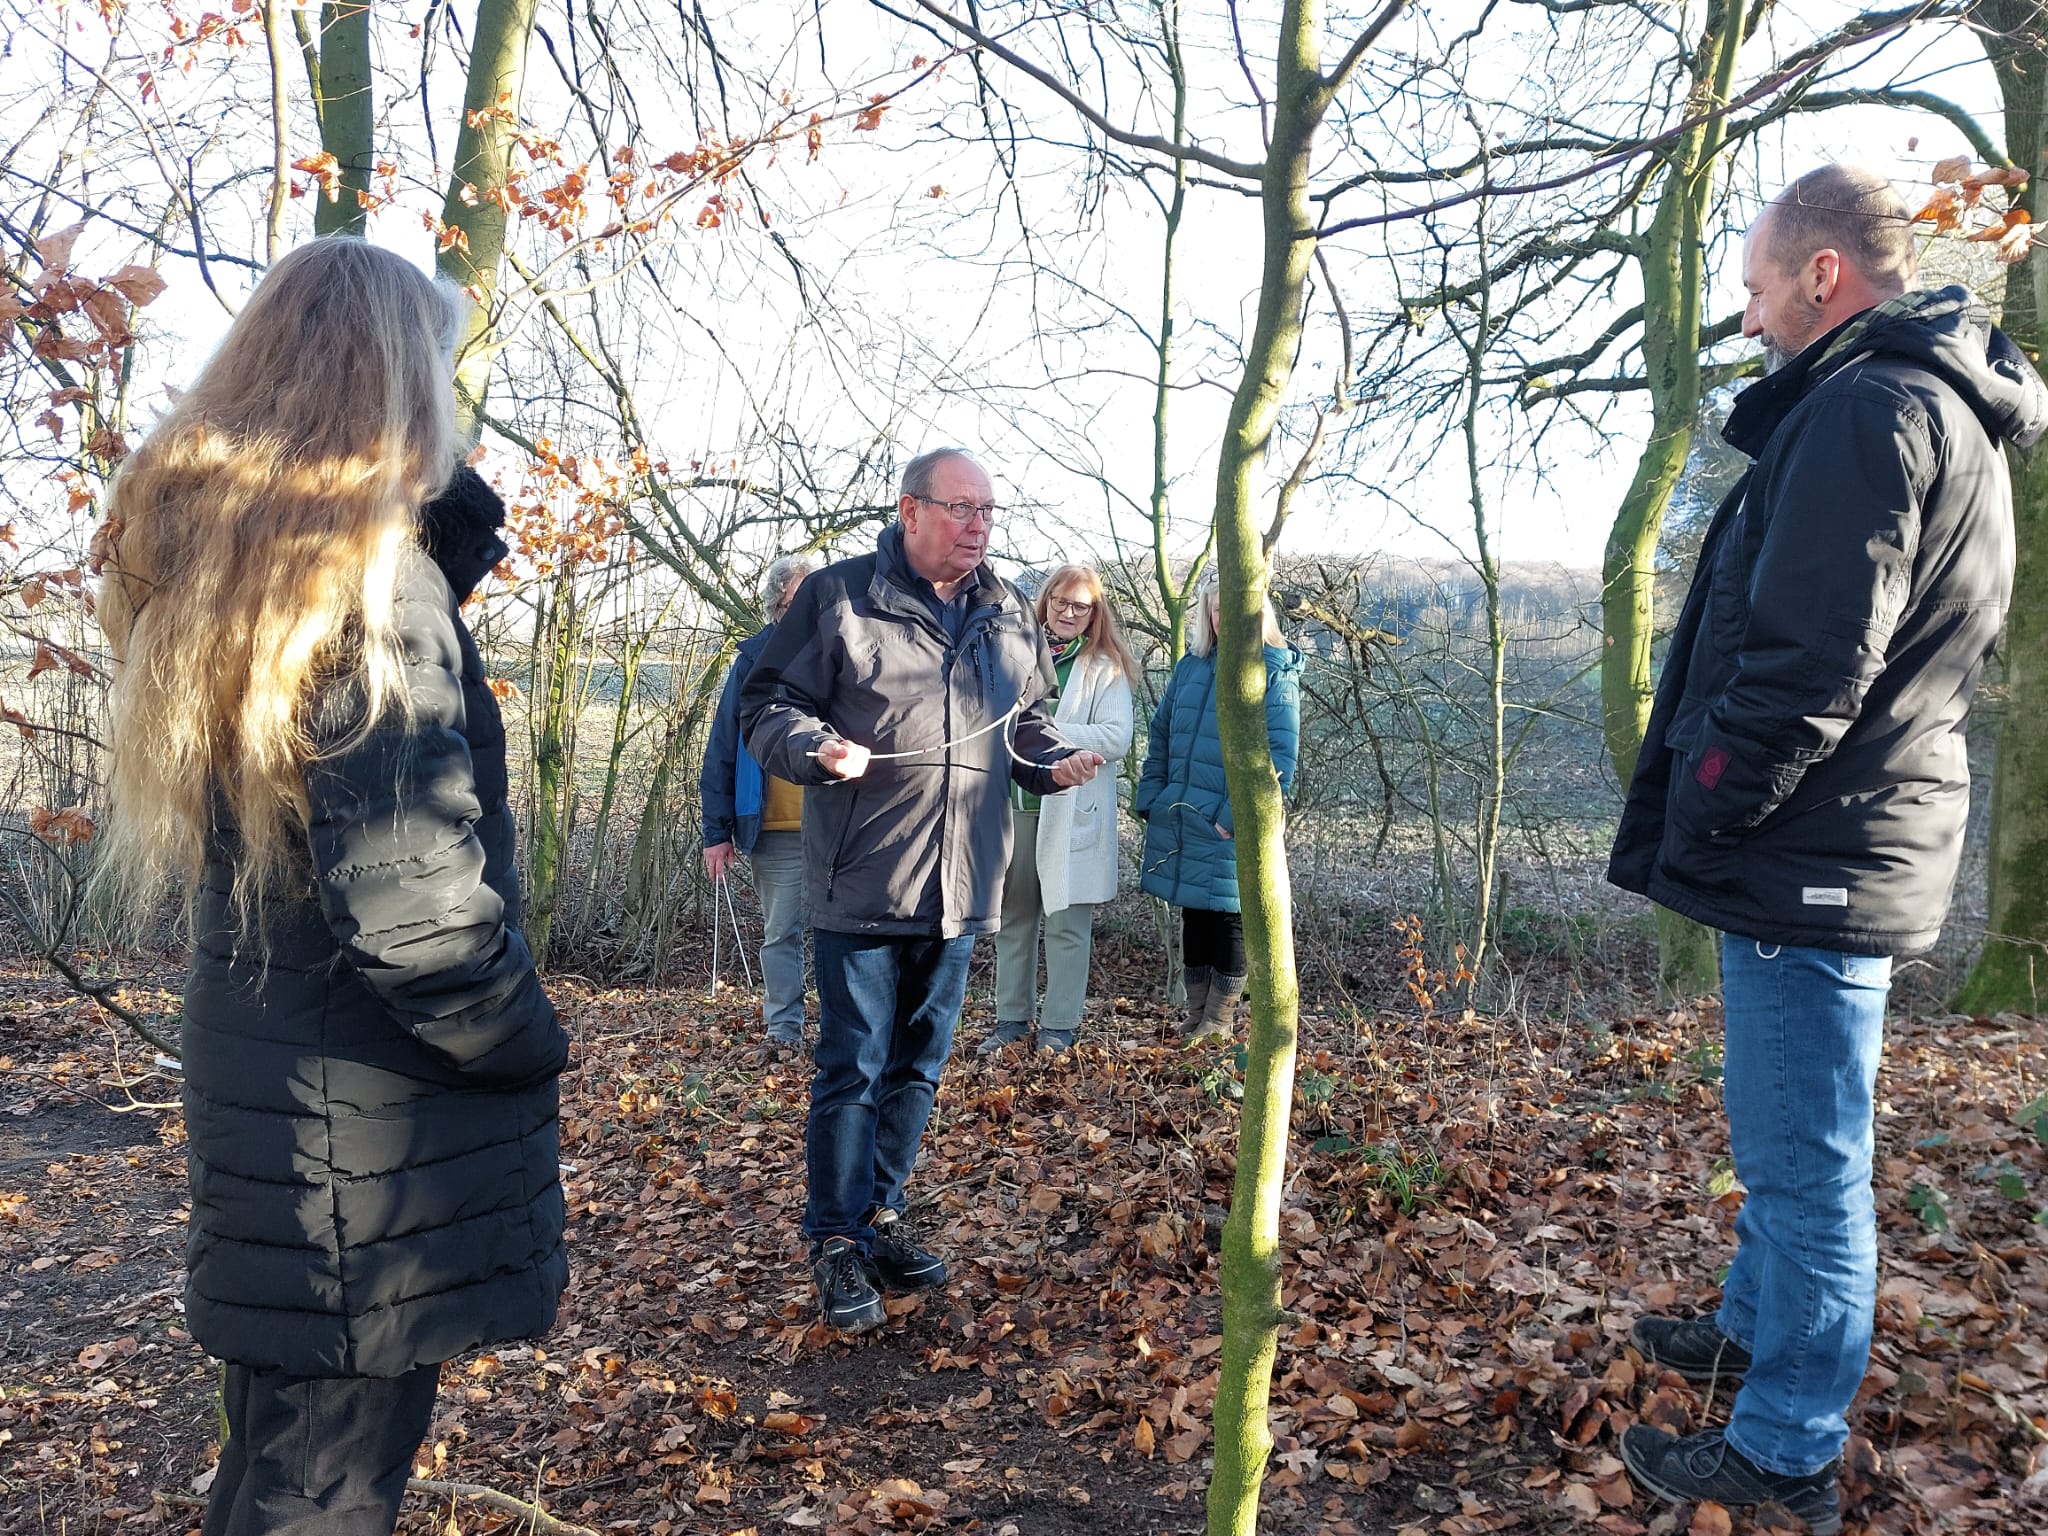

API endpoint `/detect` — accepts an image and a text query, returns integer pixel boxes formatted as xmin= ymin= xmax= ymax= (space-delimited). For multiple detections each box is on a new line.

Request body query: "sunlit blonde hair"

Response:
xmin=98 ymin=239 xmax=462 ymax=929
xmin=1185 ymin=572 xmax=1286 ymax=659
xmin=1036 ymin=563 xmax=1139 ymax=680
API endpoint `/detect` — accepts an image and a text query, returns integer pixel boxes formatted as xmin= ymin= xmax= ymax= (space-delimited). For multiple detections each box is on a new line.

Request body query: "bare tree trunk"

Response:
xmin=1600 ymin=0 xmax=1749 ymax=1000
xmin=1205 ymin=4 xmax=1411 ymax=1528
xmin=260 ymin=0 xmax=291 ymax=262
xmin=310 ymin=0 xmax=372 ymax=238
xmin=1956 ymin=0 xmax=2048 ymax=1011
xmin=438 ymin=0 xmax=541 ymax=430
xmin=1146 ymin=0 xmax=1209 ymax=665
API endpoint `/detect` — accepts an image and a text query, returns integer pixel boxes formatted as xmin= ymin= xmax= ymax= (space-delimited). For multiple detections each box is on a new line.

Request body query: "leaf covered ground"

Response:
xmin=1 ymin=958 xmax=2045 ymax=1535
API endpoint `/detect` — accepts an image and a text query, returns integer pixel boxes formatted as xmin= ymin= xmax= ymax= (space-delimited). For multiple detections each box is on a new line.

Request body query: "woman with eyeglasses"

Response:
xmin=1134 ymin=573 xmax=1302 ymax=1041
xmin=979 ymin=565 xmax=1139 ymax=1055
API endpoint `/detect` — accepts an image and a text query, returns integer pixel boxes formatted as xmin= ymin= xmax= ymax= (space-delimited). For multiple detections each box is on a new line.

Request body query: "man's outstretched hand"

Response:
xmin=1049 ymin=751 xmax=1106 ymax=789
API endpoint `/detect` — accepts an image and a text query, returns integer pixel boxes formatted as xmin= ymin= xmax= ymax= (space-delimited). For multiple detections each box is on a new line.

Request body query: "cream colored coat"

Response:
xmin=1035 ymin=646 xmax=1135 ymax=914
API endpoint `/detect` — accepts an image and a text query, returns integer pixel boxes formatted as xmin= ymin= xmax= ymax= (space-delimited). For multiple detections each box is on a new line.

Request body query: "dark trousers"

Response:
xmin=804 ymin=928 xmax=976 ymax=1251
xmin=202 ymin=1362 xmax=440 ymax=1536
xmin=1183 ymin=906 xmax=1246 ymax=977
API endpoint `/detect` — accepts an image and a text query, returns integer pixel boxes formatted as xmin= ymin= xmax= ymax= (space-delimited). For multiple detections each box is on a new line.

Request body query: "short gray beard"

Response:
xmin=1762 ymin=291 xmax=1826 ymax=374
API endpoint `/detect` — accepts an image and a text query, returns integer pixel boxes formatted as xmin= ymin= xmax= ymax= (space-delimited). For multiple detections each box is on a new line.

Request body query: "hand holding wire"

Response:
xmin=815 ymin=738 xmax=871 ymax=780
xmin=1048 ymin=751 xmax=1106 ymax=789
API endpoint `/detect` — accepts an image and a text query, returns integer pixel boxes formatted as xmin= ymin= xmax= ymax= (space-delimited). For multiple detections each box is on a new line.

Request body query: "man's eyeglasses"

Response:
xmin=1048 ymin=598 xmax=1095 ymax=618
xmin=913 ymin=495 xmax=1001 ymax=526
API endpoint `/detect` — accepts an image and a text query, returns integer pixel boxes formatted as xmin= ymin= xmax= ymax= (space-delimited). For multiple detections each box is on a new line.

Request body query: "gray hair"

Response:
xmin=761 ymin=553 xmax=819 ymax=622
xmin=1765 ymin=165 xmax=1916 ymax=289
xmin=1185 ymin=572 xmax=1286 ymax=658
xmin=899 ymin=447 xmax=978 ymax=503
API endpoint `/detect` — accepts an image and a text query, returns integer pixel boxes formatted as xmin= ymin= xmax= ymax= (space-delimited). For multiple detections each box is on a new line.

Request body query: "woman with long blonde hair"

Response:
xmin=100 ymin=239 xmax=567 ymax=1536
xmin=979 ymin=563 xmax=1138 ymax=1055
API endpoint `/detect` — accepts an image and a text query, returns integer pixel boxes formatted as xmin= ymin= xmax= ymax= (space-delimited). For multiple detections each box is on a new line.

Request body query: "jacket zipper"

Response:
xmin=825 ymin=784 xmax=860 ymax=901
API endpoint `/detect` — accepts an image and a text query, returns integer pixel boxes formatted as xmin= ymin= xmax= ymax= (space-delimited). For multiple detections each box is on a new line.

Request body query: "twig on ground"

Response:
xmin=157 ymin=1478 xmax=601 ymax=1534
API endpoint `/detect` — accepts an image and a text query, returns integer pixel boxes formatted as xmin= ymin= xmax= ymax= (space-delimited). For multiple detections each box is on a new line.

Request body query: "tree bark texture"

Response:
xmin=1956 ymin=0 xmax=2048 ymax=1012
xmin=311 ymin=0 xmax=372 ymax=238
xmin=1600 ymin=0 xmax=1749 ymax=1000
xmin=1205 ymin=5 xmax=1322 ymax=1532
xmin=438 ymin=0 xmax=541 ymax=428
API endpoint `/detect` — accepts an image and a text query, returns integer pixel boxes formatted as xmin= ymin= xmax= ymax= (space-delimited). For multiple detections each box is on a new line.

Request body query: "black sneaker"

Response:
xmin=868 ymin=1208 xmax=947 ymax=1292
xmin=812 ymin=1237 xmax=886 ymax=1332
xmin=1631 ymin=1314 xmax=1752 ymax=1384
xmin=1622 ymin=1426 xmax=1841 ymax=1536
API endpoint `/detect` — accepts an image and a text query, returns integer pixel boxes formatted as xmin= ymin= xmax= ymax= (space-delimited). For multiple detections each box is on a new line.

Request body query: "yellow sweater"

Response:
xmin=760 ymin=774 xmax=803 ymax=832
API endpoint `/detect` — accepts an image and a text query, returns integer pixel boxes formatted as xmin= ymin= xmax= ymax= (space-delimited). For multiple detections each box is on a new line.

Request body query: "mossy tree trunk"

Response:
xmin=1955 ymin=0 xmax=2048 ymax=1013
xmin=436 ymin=0 xmax=540 ymax=430
xmin=1206 ymin=2 xmax=1400 ymax=1529
xmin=307 ymin=0 xmax=373 ymax=238
xmin=1600 ymin=0 xmax=1750 ymax=1001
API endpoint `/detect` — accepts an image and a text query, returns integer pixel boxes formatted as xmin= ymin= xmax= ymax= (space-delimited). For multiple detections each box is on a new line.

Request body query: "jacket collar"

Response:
xmin=417 ymin=467 xmax=511 ymax=602
xmin=1722 ymin=285 xmax=2048 ymax=457
xmin=870 ymin=520 xmax=1006 ymax=626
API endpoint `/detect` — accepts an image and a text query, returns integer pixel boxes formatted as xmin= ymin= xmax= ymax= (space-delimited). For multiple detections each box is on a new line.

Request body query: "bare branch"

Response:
xmin=899 ymin=0 xmax=1266 ymax=180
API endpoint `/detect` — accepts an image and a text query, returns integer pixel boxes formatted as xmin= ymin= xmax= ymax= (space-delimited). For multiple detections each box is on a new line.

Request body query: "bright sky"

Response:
xmin=1 ymin=0 xmax=2013 ymax=581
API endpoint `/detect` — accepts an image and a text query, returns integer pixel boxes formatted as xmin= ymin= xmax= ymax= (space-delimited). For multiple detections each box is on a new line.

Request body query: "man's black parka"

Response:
xmin=1610 ymin=288 xmax=2048 ymax=955
xmin=180 ymin=469 xmax=569 ymax=1378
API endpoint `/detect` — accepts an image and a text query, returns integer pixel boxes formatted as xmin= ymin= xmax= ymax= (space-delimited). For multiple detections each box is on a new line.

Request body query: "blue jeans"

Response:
xmin=804 ymin=928 xmax=974 ymax=1251
xmin=1716 ymin=936 xmax=1891 ymax=1476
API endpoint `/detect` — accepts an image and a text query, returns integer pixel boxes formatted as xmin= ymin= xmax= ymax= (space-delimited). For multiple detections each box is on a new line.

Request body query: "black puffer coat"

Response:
xmin=1609 ymin=288 xmax=2048 ymax=955
xmin=181 ymin=469 xmax=569 ymax=1378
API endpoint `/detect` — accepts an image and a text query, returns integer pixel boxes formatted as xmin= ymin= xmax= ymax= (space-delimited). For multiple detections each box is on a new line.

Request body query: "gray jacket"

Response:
xmin=739 ymin=523 xmax=1076 ymax=937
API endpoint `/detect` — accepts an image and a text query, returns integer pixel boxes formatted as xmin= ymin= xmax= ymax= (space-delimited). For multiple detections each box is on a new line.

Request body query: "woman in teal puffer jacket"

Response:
xmin=1133 ymin=577 xmax=1302 ymax=1040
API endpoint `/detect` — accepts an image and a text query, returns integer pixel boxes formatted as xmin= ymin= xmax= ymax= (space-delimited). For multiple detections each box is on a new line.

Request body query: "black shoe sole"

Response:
xmin=871 ymin=1260 xmax=947 ymax=1293
xmin=820 ymin=1294 xmax=887 ymax=1332
xmin=1621 ymin=1439 xmax=1840 ymax=1536
xmin=1642 ymin=1356 xmax=1749 ymax=1385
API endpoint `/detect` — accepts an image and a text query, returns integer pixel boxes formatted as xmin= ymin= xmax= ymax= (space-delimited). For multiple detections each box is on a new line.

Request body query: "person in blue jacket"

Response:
xmin=1134 ymin=575 xmax=1303 ymax=1041
xmin=701 ymin=553 xmax=820 ymax=1051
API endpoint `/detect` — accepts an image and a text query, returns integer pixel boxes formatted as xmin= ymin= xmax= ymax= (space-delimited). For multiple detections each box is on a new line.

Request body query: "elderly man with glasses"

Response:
xmin=741 ymin=447 xmax=1104 ymax=1332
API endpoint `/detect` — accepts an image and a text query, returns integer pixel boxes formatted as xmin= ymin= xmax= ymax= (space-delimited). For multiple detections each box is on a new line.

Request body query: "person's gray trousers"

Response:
xmin=752 ymin=828 xmax=809 ymax=1037
xmin=995 ymin=809 xmax=1097 ymax=1033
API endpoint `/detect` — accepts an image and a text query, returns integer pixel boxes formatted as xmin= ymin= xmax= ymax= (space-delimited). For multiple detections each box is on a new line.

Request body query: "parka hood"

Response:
xmin=1726 ymin=285 xmax=2048 ymax=457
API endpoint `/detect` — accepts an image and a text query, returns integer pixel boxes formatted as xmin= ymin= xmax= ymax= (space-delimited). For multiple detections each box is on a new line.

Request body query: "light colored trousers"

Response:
xmin=994 ymin=810 xmax=1097 ymax=1033
xmin=751 ymin=829 xmax=809 ymax=1036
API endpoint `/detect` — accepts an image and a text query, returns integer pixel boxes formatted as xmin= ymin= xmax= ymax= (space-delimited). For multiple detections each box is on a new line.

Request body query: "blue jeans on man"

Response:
xmin=1716 ymin=935 xmax=1892 ymax=1475
xmin=804 ymin=928 xmax=975 ymax=1251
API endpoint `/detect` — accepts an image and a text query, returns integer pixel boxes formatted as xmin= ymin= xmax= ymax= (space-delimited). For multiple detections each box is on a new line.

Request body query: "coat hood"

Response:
xmin=1726 ymin=285 xmax=2048 ymax=457
xmin=418 ymin=466 xmax=512 ymax=602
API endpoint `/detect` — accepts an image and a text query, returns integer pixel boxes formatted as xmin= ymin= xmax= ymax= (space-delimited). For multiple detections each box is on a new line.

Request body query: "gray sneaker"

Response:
xmin=975 ymin=1020 xmax=1031 ymax=1057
